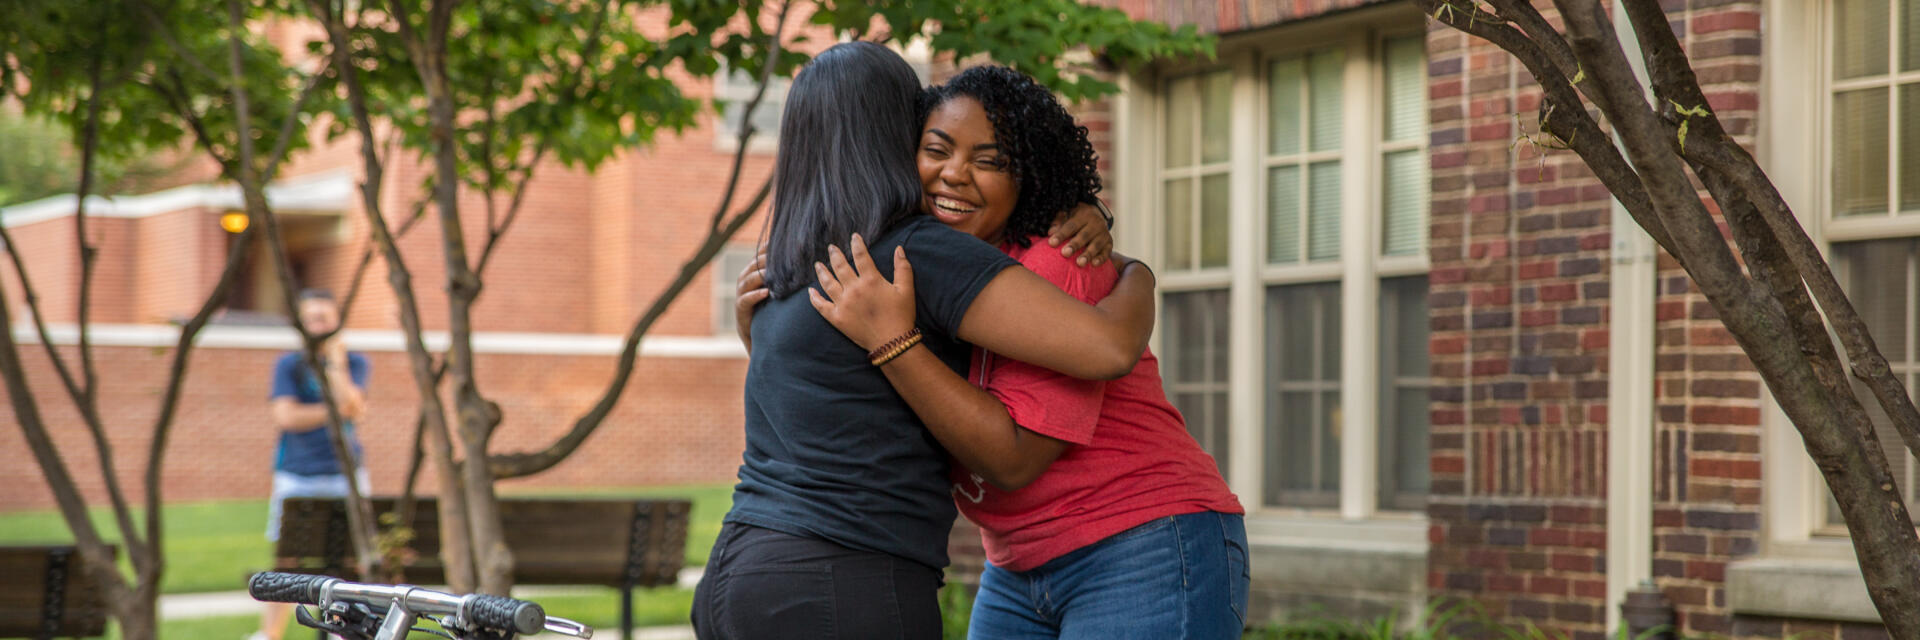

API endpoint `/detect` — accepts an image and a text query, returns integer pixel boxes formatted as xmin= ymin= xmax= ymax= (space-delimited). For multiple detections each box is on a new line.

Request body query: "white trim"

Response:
xmin=1759 ymin=0 xmax=1828 ymax=553
xmin=1727 ymin=558 xmax=1881 ymax=623
xmin=1338 ymin=29 xmax=1381 ymax=520
xmin=10 ymin=323 xmax=748 ymax=359
xmin=0 ymin=170 xmax=354 ymax=228
xmin=1244 ymin=512 xmax=1430 ymax=553
xmin=1604 ymin=1 xmax=1659 ymax=632
xmin=1228 ymin=47 xmax=1266 ymax=506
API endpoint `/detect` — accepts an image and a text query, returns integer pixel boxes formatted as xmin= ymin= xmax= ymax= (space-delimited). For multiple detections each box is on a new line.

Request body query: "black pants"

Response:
xmin=691 ymin=523 xmax=943 ymax=640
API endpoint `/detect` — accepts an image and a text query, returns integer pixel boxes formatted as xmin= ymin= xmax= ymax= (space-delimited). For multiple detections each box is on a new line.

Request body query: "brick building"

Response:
xmin=1050 ymin=0 xmax=1903 ymax=637
xmin=3 ymin=0 xmax=1912 ymax=637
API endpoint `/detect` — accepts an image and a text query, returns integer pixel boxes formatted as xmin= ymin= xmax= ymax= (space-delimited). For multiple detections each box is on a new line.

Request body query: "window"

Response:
xmin=1827 ymin=0 xmax=1920 ymax=220
xmin=1152 ymin=29 xmax=1429 ymax=515
xmin=221 ymin=212 xmax=337 ymax=323
xmin=713 ymin=65 xmax=790 ymax=150
xmin=1793 ymin=0 xmax=1920 ymax=537
xmin=712 ymin=245 xmax=758 ymax=336
xmin=1823 ymin=239 xmax=1920 ymax=530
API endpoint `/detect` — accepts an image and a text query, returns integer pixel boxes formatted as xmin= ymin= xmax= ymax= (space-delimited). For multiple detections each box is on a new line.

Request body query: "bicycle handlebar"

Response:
xmin=248 ymin=572 xmax=580 ymax=637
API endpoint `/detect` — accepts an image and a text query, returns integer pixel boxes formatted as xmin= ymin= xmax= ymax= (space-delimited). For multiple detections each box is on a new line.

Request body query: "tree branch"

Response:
xmin=306 ymin=0 xmax=477 ymax=591
xmin=1619 ymin=0 xmax=1920 ymax=469
xmin=224 ymin=0 xmax=380 ymax=578
xmin=1546 ymin=0 xmax=1920 ymax=631
xmin=1415 ymin=0 xmax=1678 ymax=255
xmin=490 ymin=175 xmax=771 ymax=478
xmin=709 ymin=0 xmax=790 ymax=233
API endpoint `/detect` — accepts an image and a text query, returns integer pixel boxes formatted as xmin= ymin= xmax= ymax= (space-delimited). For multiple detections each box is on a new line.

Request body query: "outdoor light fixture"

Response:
xmin=219 ymin=211 xmax=249 ymax=234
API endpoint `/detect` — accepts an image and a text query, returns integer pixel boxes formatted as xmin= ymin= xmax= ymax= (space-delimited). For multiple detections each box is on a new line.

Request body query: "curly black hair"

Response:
xmin=922 ymin=65 xmax=1102 ymax=247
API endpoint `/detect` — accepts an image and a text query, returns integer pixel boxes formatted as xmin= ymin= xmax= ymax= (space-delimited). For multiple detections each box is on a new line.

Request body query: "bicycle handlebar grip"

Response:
xmin=465 ymin=594 xmax=545 ymax=635
xmin=248 ymin=572 xmax=330 ymax=604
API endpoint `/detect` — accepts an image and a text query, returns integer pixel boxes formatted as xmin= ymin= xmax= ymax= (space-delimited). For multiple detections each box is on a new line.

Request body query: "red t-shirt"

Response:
xmin=952 ymin=237 xmax=1245 ymax=572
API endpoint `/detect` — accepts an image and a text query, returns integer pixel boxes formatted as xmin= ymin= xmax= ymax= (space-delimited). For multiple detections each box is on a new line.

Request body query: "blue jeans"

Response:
xmin=968 ymin=511 xmax=1249 ymax=640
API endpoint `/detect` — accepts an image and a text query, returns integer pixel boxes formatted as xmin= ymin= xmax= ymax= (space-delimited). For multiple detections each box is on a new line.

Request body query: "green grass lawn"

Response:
xmin=0 ymin=484 xmax=732 ymax=595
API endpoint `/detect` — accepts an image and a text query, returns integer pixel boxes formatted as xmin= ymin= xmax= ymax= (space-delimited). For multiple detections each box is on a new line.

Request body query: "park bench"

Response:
xmin=275 ymin=496 xmax=691 ymax=638
xmin=0 ymin=545 xmax=113 ymax=639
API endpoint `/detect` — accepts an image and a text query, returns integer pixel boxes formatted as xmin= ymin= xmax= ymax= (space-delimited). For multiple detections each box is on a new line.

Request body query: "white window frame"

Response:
xmin=712 ymin=62 xmax=789 ymax=153
xmin=1761 ymin=0 xmax=1919 ymax=556
xmin=1116 ymin=5 xmax=1431 ymax=549
xmin=711 ymin=245 xmax=758 ymax=337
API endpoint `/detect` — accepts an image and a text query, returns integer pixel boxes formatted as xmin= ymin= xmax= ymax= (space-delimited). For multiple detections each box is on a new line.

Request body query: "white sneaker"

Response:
xmin=244 ymin=633 xmax=270 ymax=640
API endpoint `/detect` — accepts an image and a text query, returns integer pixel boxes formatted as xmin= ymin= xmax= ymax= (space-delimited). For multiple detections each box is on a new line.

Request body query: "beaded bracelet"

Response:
xmin=867 ymin=328 xmax=924 ymax=366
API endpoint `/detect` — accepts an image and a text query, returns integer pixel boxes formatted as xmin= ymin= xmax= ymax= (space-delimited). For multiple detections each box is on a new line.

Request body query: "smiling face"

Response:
xmin=917 ymin=96 xmax=1019 ymax=243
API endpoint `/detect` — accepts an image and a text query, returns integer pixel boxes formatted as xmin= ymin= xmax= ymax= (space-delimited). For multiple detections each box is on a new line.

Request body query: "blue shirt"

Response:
xmin=727 ymin=217 xmax=1020 ymax=570
xmin=269 ymin=351 xmax=370 ymax=476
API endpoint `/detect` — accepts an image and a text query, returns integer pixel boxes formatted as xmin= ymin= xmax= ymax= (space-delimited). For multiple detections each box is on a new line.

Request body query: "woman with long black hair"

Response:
xmin=691 ymin=42 xmax=1156 ymax=640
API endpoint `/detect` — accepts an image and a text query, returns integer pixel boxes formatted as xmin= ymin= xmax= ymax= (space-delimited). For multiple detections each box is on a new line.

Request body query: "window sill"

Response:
xmin=1244 ymin=512 xmax=1428 ymax=594
xmin=1727 ymin=554 xmax=1878 ymax=624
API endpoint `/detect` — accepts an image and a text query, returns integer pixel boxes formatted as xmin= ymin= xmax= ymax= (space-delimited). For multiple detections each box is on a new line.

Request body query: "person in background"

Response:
xmin=250 ymin=288 xmax=370 ymax=640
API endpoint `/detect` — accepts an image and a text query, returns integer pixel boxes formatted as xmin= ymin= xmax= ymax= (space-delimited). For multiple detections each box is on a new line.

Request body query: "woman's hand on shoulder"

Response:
xmin=734 ymin=247 xmax=769 ymax=351
xmin=1046 ymin=201 xmax=1114 ymax=267
xmin=808 ymin=234 xmax=919 ymax=353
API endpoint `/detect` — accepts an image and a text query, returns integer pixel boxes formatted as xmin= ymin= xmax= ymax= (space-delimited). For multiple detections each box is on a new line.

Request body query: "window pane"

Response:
xmin=1906 ymin=0 xmax=1920 ymax=71
xmin=1383 ymin=35 xmax=1426 ymax=143
xmin=1321 ymin=390 xmax=1343 ymax=492
xmin=1201 ymin=173 xmax=1231 ymax=268
xmin=1838 ymin=240 xmax=1913 ymax=374
xmin=1378 ymin=277 xmax=1430 ymax=510
xmin=1308 ymin=162 xmax=1343 ymax=261
xmin=1165 ymin=289 xmax=1232 ymax=479
xmin=1165 ymin=178 xmax=1194 ymax=270
xmin=1275 ymin=390 xmax=1316 ymax=493
xmin=1835 ymin=0 xmax=1891 ymax=80
xmin=1833 ymin=239 xmax=1920 ymax=526
xmin=1834 ymin=88 xmax=1890 ymax=217
xmin=1265 ymin=282 xmax=1342 ymax=508
xmin=1165 ymin=76 xmax=1196 ymax=168
xmin=1903 ymin=84 xmax=1920 ymax=213
xmin=1210 ymin=393 xmax=1231 ymax=478
xmin=1268 ymin=165 xmax=1302 ymax=264
xmin=1382 ymin=150 xmax=1427 ymax=257
xmin=1202 ymin=70 xmax=1234 ymax=164
xmin=1269 ymin=58 xmax=1304 ymax=155
xmin=1308 ymin=50 xmax=1345 ymax=152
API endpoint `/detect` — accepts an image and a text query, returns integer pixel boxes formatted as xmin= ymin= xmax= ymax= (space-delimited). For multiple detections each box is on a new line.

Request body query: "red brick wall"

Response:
xmin=1426 ymin=1 xmax=1776 ymax=637
xmin=0 ymin=341 xmax=745 ymax=511
xmin=1093 ymin=0 xmax=1391 ymax=33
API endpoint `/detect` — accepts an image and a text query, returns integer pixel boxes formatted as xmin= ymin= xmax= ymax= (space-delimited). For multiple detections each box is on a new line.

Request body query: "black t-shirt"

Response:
xmin=726 ymin=216 xmax=1020 ymax=570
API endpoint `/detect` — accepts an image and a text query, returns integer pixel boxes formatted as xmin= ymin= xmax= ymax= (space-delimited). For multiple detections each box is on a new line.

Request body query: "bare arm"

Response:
xmin=271 ymin=397 xmax=335 ymax=431
xmin=270 ymin=347 xmax=366 ymax=431
xmin=868 ymin=345 xmax=1068 ymax=491
xmin=807 ymin=238 xmax=1067 ymax=490
xmin=956 ymin=257 xmax=1155 ymax=381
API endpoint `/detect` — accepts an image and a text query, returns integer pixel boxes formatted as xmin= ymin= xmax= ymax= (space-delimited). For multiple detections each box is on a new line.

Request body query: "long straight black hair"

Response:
xmin=763 ymin=41 xmax=925 ymax=298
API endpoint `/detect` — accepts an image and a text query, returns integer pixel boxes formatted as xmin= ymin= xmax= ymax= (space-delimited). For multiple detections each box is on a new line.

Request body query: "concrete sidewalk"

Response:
xmin=162 ymin=567 xmax=704 ymax=640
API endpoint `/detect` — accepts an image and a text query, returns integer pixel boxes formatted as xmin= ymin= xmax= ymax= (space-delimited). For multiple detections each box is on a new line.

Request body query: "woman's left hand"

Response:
xmin=1047 ymin=201 xmax=1114 ymax=266
xmin=809 ymin=233 xmax=919 ymax=353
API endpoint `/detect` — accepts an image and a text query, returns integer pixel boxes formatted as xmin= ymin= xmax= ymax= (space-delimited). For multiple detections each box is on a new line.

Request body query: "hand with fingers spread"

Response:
xmin=734 ymin=247 xmax=769 ymax=352
xmin=807 ymin=234 xmax=918 ymax=354
xmin=1045 ymin=201 xmax=1114 ymax=267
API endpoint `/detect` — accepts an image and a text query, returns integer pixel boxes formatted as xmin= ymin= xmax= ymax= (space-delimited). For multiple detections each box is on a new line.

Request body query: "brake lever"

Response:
xmin=543 ymin=616 xmax=593 ymax=638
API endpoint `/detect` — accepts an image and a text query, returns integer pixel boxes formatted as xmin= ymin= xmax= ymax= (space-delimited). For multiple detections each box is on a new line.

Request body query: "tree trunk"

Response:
xmin=1418 ymin=0 xmax=1920 ymax=630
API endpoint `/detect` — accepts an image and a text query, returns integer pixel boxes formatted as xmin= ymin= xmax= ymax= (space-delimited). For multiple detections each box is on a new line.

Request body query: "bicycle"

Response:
xmin=248 ymin=571 xmax=595 ymax=640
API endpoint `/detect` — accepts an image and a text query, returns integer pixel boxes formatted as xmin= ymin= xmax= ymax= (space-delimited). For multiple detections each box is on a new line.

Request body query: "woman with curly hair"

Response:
xmin=801 ymin=64 xmax=1249 ymax=639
